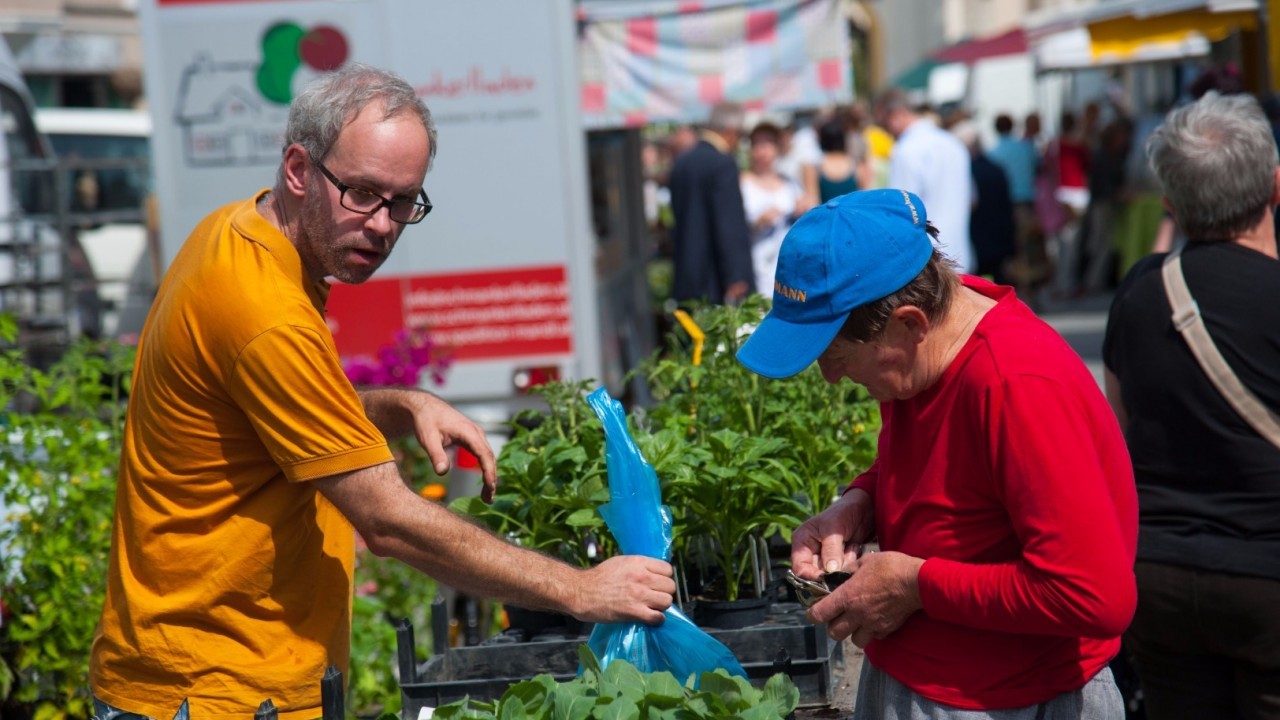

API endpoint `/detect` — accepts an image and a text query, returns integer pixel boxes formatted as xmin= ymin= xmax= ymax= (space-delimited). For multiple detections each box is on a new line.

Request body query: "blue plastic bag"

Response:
xmin=584 ymin=387 xmax=746 ymax=681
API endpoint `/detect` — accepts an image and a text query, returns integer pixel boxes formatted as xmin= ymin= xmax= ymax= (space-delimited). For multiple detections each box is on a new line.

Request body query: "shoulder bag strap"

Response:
xmin=1162 ymin=247 xmax=1280 ymax=448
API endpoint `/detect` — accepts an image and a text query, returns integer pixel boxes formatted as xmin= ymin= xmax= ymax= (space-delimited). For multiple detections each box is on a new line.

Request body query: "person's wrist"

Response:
xmin=904 ymin=556 xmax=926 ymax=612
xmin=838 ymin=486 xmax=875 ymax=540
xmin=558 ymin=565 xmax=589 ymax=619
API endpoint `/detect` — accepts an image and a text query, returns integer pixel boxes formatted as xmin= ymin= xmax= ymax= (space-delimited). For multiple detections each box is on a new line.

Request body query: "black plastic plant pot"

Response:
xmin=504 ymin=606 xmax=586 ymax=640
xmin=694 ymin=596 xmax=770 ymax=630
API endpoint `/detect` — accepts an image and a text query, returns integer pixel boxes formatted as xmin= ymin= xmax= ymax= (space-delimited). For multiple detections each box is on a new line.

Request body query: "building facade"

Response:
xmin=0 ymin=0 xmax=143 ymax=108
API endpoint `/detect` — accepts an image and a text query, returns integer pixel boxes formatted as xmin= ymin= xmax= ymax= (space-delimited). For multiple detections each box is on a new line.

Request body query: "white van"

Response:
xmin=34 ymin=107 xmax=152 ymax=213
xmin=35 ymin=107 xmax=154 ymax=341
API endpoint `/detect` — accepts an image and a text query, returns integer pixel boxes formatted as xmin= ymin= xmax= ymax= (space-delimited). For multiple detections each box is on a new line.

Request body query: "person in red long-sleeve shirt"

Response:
xmin=737 ymin=189 xmax=1137 ymax=718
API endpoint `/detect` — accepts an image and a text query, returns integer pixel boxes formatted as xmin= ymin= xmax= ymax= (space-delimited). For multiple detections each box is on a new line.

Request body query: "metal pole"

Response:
xmin=320 ymin=665 xmax=344 ymax=720
xmin=253 ymin=699 xmax=278 ymax=720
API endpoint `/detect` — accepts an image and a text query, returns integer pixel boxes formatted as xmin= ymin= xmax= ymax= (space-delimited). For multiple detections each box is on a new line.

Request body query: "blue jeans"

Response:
xmin=92 ymin=697 xmax=189 ymax=720
xmin=853 ymin=660 xmax=1124 ymax=720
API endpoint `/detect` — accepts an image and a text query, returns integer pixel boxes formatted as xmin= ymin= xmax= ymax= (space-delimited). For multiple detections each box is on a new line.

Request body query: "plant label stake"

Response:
xmin=673 ymin=309 xmax=705 ymax=432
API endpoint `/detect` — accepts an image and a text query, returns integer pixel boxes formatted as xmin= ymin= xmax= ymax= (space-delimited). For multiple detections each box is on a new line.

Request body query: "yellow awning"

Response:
xmin=1088 ymin=8 xmax=1257 ymax=60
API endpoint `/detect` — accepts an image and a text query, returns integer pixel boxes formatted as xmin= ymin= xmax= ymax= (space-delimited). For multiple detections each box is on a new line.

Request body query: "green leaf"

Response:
xmin=565 ymin=508 xmax=600 ymax=528
xmin=760 ymin=673 xmax=800 ymax=718
xmin=600 ymin=658 xmax=646 ymax=703
xmin=694 ymin=673 xmax=745 ymax=712
xmin=640 ymin=671 xmax=685 ymax=705
xmin=736 ymin=704 xmax=783 ymax=720
xmin=497 ymin=695 xmax=530 ymax=720
xmin=592 ymin=697 xmax=640 ymax=720
xmin=577 ymin=644 xmax=603 ymax=681
xmin=501 ymin=678 xmax=551 ymax=717
xmin=31 ymin=702 xmax=63 ymax=720
xmin=0 ymin=656 xmax=13 ymax=699
xmin=642 ymin=706 xmax=681 ymax=720
xmin=552 ymin=689 xmax=595 ymax=720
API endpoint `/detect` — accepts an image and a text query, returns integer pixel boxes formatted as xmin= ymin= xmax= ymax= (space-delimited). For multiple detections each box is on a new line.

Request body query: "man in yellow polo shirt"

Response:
xmin=89 ymin=64 xmax=675 ymax=720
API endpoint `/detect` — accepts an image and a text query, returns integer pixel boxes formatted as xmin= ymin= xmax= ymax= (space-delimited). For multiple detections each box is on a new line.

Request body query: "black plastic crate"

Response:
xmin=397 ymin=604 xmax=840 ymax=718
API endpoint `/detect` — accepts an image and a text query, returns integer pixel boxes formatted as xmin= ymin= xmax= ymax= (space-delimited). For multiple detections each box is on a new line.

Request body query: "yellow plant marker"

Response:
xmin=672 ymin=309 xmax=705 ymax=432
xmin=672 ymin=309 xmax=705 ymax=369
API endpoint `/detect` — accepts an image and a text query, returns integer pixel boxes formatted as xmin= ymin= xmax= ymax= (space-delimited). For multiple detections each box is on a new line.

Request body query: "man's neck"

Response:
xmin=921 ymin=287 xmax=996 ymax=388
xmin=257 ymin=188 xmax=286 ymax=231
xmin=1232 ymin=215 xmax=1280 ymax=260
xmin=699 ymin=129 xmax=730 ymax=154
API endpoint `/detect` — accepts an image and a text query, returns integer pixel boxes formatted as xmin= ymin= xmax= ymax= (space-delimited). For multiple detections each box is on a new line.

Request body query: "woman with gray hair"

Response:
xmin=1103 ymin=91 xmax=1280 ymax=720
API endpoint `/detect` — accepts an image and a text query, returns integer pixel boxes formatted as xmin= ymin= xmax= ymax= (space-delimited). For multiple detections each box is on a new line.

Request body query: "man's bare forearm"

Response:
xmin=319 ymin=462 xmax=581 ymax=610
xmin=373 ymin=489 xmax=581 ymax=613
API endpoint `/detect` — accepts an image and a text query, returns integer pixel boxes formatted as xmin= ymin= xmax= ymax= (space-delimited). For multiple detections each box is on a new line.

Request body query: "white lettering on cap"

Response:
xmin=901 ymin=191 xmax=919 ymax=225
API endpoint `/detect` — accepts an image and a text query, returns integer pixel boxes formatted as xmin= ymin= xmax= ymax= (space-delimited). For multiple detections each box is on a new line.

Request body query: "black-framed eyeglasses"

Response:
xmin=313 ymin=160 xmax=432 ymax=224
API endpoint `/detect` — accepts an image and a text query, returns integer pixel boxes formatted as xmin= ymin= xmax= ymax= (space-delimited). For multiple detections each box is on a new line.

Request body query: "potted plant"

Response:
xmin=452 ymin=298 xmax=881 ymax=630
xmin=419 ymin=646 xmax=801 ymax=720
xmin=0 ymin=315 xmax=135 ymax=719
xmin=450 ymin=380 xmax=614 ymax=636
xmin=635 ymin=297 xmax=879 ymax=621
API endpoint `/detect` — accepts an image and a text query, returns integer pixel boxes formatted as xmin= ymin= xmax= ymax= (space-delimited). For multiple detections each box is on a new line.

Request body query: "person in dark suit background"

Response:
xmin=668 ymin=101 xmax=753 ymax=304
xmin=952 ymin=121 xmax=1016 ymax=289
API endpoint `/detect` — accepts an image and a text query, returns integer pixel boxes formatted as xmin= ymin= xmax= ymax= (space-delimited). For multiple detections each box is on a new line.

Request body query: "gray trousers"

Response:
xmin=852 ymin=660 xmax=1124 ymax=720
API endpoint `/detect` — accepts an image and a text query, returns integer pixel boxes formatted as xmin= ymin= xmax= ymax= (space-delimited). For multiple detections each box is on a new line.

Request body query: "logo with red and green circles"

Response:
xmin=256 ymin=22 xmax=349 ymax=105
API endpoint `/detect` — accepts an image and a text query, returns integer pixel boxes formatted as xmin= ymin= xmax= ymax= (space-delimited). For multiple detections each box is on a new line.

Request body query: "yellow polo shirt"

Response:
xmin=91 ymin=190 xmax=394 ymax=719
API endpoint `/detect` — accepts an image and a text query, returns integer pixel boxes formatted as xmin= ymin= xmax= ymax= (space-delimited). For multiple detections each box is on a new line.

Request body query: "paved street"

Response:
xmin=1036 ymin=292 xmax=1114 ymax=389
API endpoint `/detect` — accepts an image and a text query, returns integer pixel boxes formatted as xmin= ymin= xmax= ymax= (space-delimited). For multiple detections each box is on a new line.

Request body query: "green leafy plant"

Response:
xmin=0 ymin=314 xmax=453 ymax=719
xmin=350 ymin=550 xmax=441 ymax=719
xmin=451 ymin=380 xmax=615 ymax=568
xmin=0 ymin=314 xmax=134 ymax=720
xmin=659 ymin=430 xmax=807 ymax=602
xmin=431 ymin=645 xmax=800 ymax=720
xmin=636 ymin=296 xmax=880 ymax=600
xmin=455 ymin=298 xmax=881 ymax=607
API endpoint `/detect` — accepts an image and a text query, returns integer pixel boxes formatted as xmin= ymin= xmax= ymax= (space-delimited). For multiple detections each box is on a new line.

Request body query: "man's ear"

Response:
xmin=888 ymin=305 xmax=929 ymax=345
xmin=281 ymin=144 xmax=310 ymax=197
xmin=1270 ymin=166 xmax=1280 ymax=207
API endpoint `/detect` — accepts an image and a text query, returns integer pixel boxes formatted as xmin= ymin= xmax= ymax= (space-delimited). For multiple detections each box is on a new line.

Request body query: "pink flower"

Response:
xmin=342 ymin=325 xmax=452 ymax=389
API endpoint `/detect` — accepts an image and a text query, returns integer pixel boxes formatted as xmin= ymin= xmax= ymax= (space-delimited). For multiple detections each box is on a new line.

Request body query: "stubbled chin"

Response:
xmin=332 ymin=260 xmax=382 ymax=285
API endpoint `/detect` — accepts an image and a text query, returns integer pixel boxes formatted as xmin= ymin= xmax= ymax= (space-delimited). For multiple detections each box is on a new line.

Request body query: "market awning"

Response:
xmin=1087 ymin=7 xmax=1257 ymax=62
xmin=1033 ymin=23 xmax=1211 ymax=69
xmin=575 ymin=0 xmax=854 ymax=128
xmin=893 ymin=26 xmax=1025 ymax=92
xmin=932 ymin=27 xmax=1027 ymax=64
xmin=892 ymin=58 xmax=942 ymax=90
xmin=1024 ymin=0 xmax=1257 ymax=70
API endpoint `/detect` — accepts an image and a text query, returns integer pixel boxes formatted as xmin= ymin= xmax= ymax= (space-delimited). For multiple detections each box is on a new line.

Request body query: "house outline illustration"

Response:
xmin=174 ymin=54 xmax=290 ymax=167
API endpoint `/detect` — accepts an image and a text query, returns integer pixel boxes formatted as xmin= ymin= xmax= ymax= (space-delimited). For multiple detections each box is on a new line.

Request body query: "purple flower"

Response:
xmin=342 ymin=325 xmax=452 ymax=388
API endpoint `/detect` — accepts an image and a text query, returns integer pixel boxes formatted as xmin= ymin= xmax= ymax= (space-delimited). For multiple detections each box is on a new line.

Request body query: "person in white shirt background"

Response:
xmin=741 ymin=121 xmax=807 ymax=295
xmin=873 ymin=87 xmax=974 ymax=273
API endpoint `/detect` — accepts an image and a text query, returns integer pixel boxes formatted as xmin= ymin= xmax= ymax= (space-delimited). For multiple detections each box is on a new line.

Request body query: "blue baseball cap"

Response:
xmin=737 ymin=189 xmax=933 ymax=379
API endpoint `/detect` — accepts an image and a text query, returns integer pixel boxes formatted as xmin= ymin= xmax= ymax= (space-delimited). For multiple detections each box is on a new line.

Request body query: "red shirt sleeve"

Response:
xmin=916 ymin=374 xmax=1136 ymax=638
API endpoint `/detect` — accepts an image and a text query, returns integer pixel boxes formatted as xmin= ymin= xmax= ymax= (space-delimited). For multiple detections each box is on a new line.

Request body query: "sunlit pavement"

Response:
xmin=1031 ymin=290 xmax=1114 ymax=389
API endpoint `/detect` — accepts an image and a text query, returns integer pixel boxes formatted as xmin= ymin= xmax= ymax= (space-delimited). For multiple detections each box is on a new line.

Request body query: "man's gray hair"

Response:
xmin=707 ymin=101 xmax=745 ymax=133
xmin=872 ymin=87 xmax=913 ymax=118
xmin=1146 ymin=92 xmax=1278 ymax=241
xmin=284 ymin=63 xmax=438 ymax=168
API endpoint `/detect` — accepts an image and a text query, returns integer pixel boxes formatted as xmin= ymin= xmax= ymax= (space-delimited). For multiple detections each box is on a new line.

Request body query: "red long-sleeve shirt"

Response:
xmin=851 ymin=278 xmax=1137 ymax=710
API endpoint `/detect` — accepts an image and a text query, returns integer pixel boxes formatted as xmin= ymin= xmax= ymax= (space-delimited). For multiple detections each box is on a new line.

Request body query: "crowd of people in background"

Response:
xmin=642 ymin=60 xmax=1280 ymax=314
